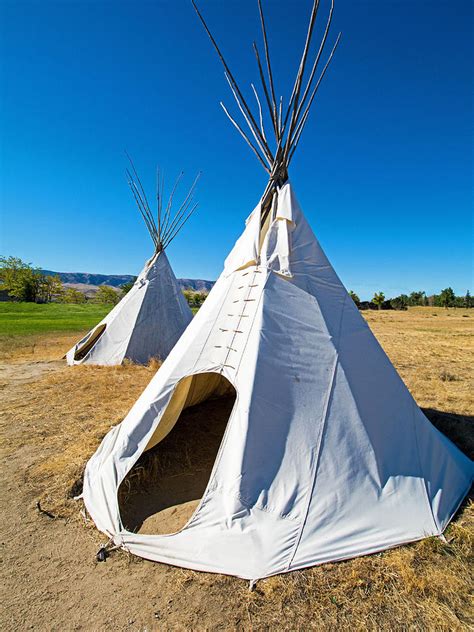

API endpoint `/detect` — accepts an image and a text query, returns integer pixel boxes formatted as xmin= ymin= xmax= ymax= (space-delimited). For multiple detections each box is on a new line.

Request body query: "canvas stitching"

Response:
xmin=191 ymin=275 xmax=236 ymax=373
xmin=220 ymin=266 xmax=262 ymax=370
xmin=235 ymin=271 xmax=267 ymax=374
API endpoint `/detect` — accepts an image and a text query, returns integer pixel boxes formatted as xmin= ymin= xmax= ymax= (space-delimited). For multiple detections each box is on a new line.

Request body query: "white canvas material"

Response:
xmin=66 ymin=251 xmax=192 ymax=366
xmin=83 ymin=182 xmax=473 ymax=579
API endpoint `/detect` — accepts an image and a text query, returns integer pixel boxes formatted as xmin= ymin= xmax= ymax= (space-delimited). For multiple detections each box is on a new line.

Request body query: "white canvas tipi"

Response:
xmin=66 ymin=161 xmax=198 ymax=366
xmin=81 ymin=1 xmax=472 ymax=579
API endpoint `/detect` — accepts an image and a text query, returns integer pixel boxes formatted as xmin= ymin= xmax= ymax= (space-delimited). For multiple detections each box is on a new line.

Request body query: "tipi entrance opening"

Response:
xmin=73 ymin=324 xmax=107 ymax=361
xmin=118 ymin=372 xmax=236 ymax=535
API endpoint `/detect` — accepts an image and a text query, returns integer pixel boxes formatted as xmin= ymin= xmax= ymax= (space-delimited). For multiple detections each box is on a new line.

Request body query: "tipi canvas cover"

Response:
xmin=81 ymin=1 xmax=472 ymax=578
xmin=83 ymin=182 xmax=472 ymax=579
xmin=66 ymin=161 xmax=198 ymax=366
xmin=66 ymin=251 xmax=192 ymax=366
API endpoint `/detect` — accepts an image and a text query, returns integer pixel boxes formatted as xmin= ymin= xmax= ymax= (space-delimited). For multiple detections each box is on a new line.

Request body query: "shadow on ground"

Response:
xmin=423 ymin=408 xmax=474 ymax=460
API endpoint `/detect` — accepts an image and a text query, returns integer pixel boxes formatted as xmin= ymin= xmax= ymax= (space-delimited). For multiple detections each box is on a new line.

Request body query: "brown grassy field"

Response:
xmin=0 ymin=307 xmax=472 ymax=631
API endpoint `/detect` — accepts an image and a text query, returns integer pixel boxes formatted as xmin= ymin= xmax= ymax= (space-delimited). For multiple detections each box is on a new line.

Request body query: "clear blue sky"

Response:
xmin=1 ymin=0 xmax=472 ymax=299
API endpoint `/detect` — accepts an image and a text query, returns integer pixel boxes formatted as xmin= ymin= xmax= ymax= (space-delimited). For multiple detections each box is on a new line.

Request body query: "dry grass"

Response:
xmin=0 ymin=349 xmax=159 ymax=516
xmin=364 ymin=307 xmax=473 ymax=417
xmin=1 ymin=307 xmax=473 ymax=630
xmin=0 ymin=331 xmax=79 ymax=362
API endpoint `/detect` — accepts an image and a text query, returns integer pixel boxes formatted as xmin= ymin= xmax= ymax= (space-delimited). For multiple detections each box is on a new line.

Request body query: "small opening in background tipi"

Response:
xmin=74 ymin=324 xmax=107 ymax=361
xmin=118 ymin=373 xmax=236 ymax=536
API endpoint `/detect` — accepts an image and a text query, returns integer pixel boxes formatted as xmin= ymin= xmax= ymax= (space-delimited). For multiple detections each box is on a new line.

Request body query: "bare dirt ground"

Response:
xmin=1 ymin=311 xmax=473 ymax=631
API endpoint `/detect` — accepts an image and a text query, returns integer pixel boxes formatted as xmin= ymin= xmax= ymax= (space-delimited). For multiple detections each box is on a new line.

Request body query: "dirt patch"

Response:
xmin=0 ymin=359 xmax=63 ymax=388
xmin=1 ymin=310 xmax=473 ymax=630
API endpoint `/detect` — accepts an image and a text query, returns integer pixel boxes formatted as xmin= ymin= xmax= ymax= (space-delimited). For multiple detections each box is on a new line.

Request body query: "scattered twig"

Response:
xmin=36 ymin=500 xmax=57 ymax=520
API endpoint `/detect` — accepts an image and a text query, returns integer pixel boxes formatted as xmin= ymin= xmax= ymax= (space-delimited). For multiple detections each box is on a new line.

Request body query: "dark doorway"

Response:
xmin=74 ymin=324 xmax=107 ymax=361
xmin=118 ymin=374 xmax=236 ymax=535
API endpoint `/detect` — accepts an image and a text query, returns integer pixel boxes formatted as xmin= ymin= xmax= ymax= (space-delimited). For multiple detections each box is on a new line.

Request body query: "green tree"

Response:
xmin=390 ymin=294 xmax=409 ymax=310
xmin=372 ymin=291 xmax=385 ymax=310
xmin=61 ymin=288 xmax=86 ymax=304
xmin=0 ymin=256 xmax=41 ymax=301
xmin=120 ymin=277 xmax=137 ymax=295
xmin=38 ymin=275 xmax=64 ymax=302
xmin=439 ymin=287 xmax=455 ymax=309
xmin=408 ymin=291 xmax=425 ymax=306
xmin=0 ymin=256 xmax=29 ymax=290
xmin=465 ymin=290 xmax=471 ymax=308
xmin=349 ymin=290 xmax=360 ymax=307
xmin=15 ymin=268 xmax=41 ymax=302
xmin=0 ymin=256 xmax=64 ymax=303
xmin=182 ymin=290 xmax=208 ymax=309
xmin=95 ymin=285 xmax=120 ymax=305
xmin=194 ymin=291 xmax=208 ymax=308
xmin=182 ymin=290 xmax=194 ymax=307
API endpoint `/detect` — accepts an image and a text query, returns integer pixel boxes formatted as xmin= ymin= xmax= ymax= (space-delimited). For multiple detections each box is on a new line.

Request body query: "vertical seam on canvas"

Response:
xmin=285 ymin=293 xmax=347 ymax=571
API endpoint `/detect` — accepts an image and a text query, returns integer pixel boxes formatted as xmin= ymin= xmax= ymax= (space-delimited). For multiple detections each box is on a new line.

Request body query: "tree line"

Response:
xmin=0 ymin=256 xmax=210 ymax=308
xmin=349 ymin=288 xmax=471 ymax=310
xmin=1 ymin=256 xmax=470 ymax=310
xmin=0 ymin=256 xmax=124 ymax=305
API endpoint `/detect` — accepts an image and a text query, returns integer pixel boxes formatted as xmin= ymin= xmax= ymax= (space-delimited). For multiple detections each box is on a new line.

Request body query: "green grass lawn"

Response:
xmin=0 ymin=302 xmax=112 ymax=336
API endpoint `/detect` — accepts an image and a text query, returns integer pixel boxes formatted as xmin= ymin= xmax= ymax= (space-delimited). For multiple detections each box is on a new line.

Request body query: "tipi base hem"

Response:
xmin=101 ymin=524 xmax=457 ymax=582
xmin=81 ymin=475 xmax=472 ymax=581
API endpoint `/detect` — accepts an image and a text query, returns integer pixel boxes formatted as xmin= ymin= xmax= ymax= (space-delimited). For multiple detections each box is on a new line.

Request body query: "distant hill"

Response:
xmin=41 ymin=270 xmax=135 ymax=288
xmin=40 ymin=270 xmax=215 ymax=293
xmin=178 ymin=278 xmax=215 ymax=292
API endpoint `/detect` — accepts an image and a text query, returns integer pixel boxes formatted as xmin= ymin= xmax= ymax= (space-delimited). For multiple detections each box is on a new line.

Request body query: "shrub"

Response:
xmin=61 ymin=288 xmax=86 ymax=304
xmin=372 ymin=292 xmax=385 ymax=310
xmin=349 ymin=290 xmax=360 ymax=307
xmin=94 ymin=286 xmax=121 ymax=305
xmin=0 ymin=255 xmax=63 ymax=303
